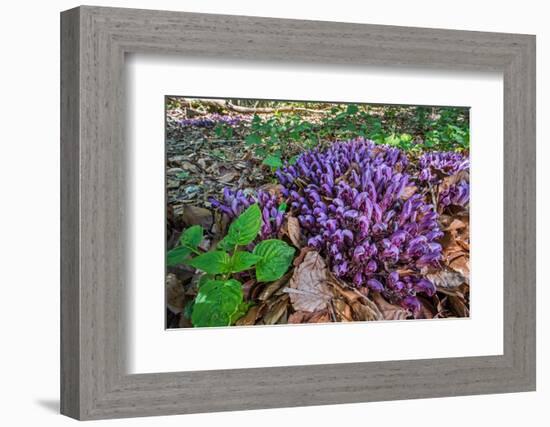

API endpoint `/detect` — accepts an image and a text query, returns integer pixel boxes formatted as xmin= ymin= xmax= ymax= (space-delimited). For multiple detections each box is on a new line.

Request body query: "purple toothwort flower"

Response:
xmin=209 ymin=187 xmax=286 ymax=239
xmin=279 ymin=138 xmax=442 ymax=310
xmin=418 ymin=151 xmax=470 ymax=210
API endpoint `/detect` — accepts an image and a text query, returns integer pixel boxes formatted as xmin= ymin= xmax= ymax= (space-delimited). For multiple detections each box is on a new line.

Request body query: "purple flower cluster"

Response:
xmin=418 ymin=151 xmax=470 ymax=209
xmin=276 ymin=138 xmax=408 ymax=187
xmin=439 ymin=180 xmax=469 ymax=208
xmin=178 ymin=114 xmax=249 ymax=128
xmin=418 ymin=151 xmax=469 ymax=182
xmin=277 ymin=138 xmax=442 ymax=312
xmin=209 ymin=188 xmax=286 ymax=239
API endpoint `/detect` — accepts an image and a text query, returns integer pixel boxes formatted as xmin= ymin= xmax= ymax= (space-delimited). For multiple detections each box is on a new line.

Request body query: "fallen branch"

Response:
xmin=181 ymin=98 xmax=330 ymax=114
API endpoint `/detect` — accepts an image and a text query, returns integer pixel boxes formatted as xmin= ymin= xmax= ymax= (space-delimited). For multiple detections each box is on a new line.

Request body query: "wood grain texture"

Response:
xmin=60 ymin=7 xmax=80 ymax=419
xmin=60 ymin=6 xmax=536 ymax=420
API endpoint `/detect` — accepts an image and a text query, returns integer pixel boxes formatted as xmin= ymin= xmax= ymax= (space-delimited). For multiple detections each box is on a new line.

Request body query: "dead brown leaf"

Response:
xmin=288 ymin=309 xmax=331 ymax=324
xmin=400 ymin=185 xmax=417 ymax=200
xmin=415 ymin=296 xmax=435 ymax=319
xmin=181 ymin=205 xmax=213 ymax=230
xmin=179 ymin=315 xmax=193 ymax=328
xmin=308 ymin=310 xmax=331 ymax=323
xmin=439 ymin=170 xmax=469 ymax=192
xmin=262 ymin=295 xmax=289 ymax=325
xmin=327 ymin=273 xmax=382 ymax=321
xmin=285 ymin=251 xmax=332 ymax=312
xmin=235 ymin=305 xmax=261 ymax=326
xmin=286 ymin=216 xmax=302 ymax=248
xmin=292 ymin=246 xmax=315 ymax=267
xmin=445 ymin=218 xmax=466 ymax=231
xmin=372 ymin=293 xmax=409 ymax=320
xmin=258 ymin=271 xmax=293 ymax=301
xmin=456 ymin=237 xmax=470 ymax=251
xmin=166 ymin=273 xmax=185 ymax=313
xmin=333 ymin=299 xmax=354 ymax=321
xmin=350 ymin=300 xmax=382 ymax=321
xmin=449 ymin=255 xmax=470 ymax=281
xmin=218 ymin=171 xmax=238 ymax=183
xmin=426 ymin=269 xmax=467 ymax=294
xmin=241 ymin=278 xmax=257 ymax=300
xmin=448 ymin=294 xmax=470 ymax=317
xmin=259 ymin=183 xmax=287 ymax=199
xmin=433 ymin=294 xmax=447 ymax=318
xmin=288 ymin=311 xmax=309 ymax=323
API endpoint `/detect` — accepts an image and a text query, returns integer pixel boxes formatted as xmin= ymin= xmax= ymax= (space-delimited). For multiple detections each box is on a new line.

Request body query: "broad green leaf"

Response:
xmin=226 ymin=204 xmax=261 ymax=246
xmin=166 ymin=246 xmax=192 ymax=266
xmin=179 ymin=225 xmax=203 ymax=248
xmin=216 ymin=236 xmax=233 ymax=251
xmin=346 ymin=104 xmax=359 ymax=115
xmin=253 ymin=239 xmax=295 ymax=282
xmin=262 ymin=155 xmax=283 ymax=169
xmin=186 ymin=251 xmax=231 ymax=275
xmin=245 ymin=133 xmax=262 ymax=145
xmin=197 ymin=273 xmax=215 ymax=288
xmin=231 ymin=251 xmax=262 ymax=273
xmin=191 ymin=279 xmax=244 ymax=327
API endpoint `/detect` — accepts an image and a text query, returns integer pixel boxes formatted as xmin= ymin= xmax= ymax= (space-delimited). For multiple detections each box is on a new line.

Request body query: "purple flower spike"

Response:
xmin=414 ymin=278 xmax=436 ymax=297
xmin=402 ymin=295 xmax=422 ymax=313
xmin=367 ymin=279 xmax=384 ymax=292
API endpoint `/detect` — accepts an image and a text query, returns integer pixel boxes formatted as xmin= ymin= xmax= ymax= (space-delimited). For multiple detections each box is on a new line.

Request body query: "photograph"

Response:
xmin=165 ymin=97 xmax=470 ymax=328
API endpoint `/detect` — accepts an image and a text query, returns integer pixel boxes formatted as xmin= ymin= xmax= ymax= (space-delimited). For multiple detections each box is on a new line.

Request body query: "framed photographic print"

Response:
xmin=61 ymin=6 xmax=536 ymax=420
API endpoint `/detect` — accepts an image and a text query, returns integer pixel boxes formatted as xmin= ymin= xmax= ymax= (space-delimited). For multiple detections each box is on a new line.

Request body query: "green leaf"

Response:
xmin=179 ymin=225 xmax=203 ymax=248
xmin=277 ymin=202 xmax=288 ymax=213
xmin=197 ymin=273 xmax=215 ymax=288
xmin=346 ymin=104 xmax=359 ymax=115
xmin=262 ymin=155 xmax=283 ymax=169
xmin=253 ymin=239 xmax=295 ymax=282
xmin=216 ymin=236 xmax=233 ymax=251
xmin=166 ymin=246 xmax=192 ymax=266
xmin=288 ymin=155 xmax=299 ymax=165
xmin=183 ymin=299 xmax=194 ymax=319
xmin=214 ymin=124 xmax=224 ymax=137
xmin=245 ymin=134 xmax=262 ymax=145
xmin=399 ymin=133 xmax=413 ymax=143
xmin=384 ymin=134 xmax=400 ymax=146
xmin=191 ymin=279 xmax=244 ymax=327
xmin=229 ymin=301 xmax=252 ymax=324
xmin=226 ymin=204 xmax=261 ymax=246
xmin=186 ymin=251 xmax=231 ymax=274
xmin=231 ymin=251 xmax=262 ymax=273
xmin=254 ymin=147 xmax=268 ymax=157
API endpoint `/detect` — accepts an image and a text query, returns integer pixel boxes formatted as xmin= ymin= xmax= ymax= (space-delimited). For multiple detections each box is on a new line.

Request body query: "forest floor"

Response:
xmin=165 ymin=99 xmax=470 ymax=328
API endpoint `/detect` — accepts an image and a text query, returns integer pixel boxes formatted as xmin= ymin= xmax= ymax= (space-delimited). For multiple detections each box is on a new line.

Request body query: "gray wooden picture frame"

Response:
xmin=60 ymin=5 xmax=536 ymax=421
